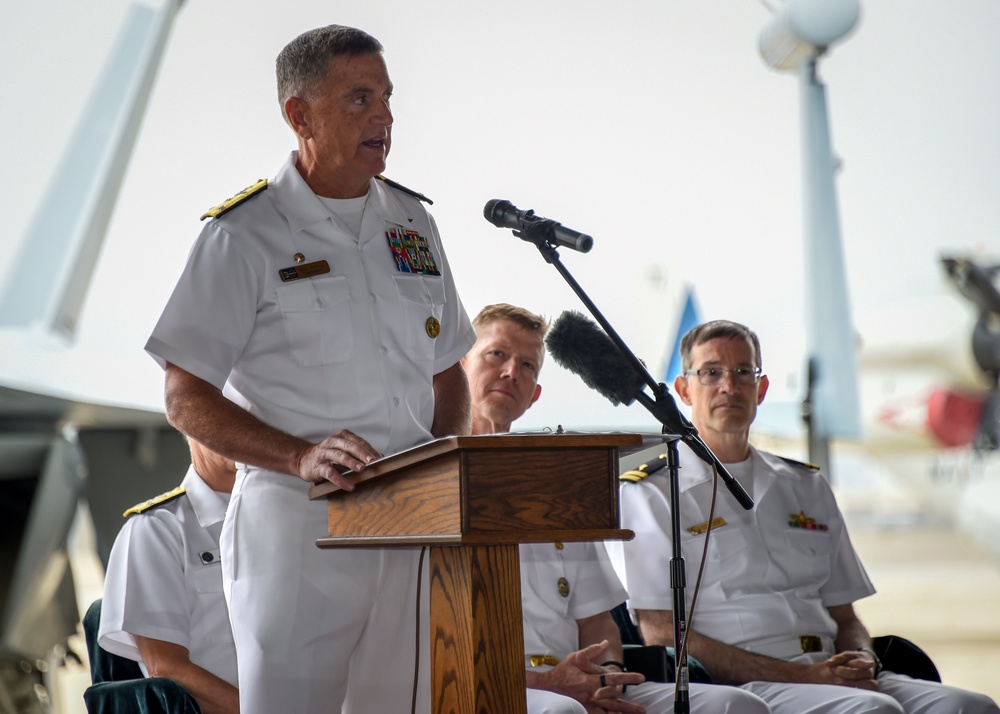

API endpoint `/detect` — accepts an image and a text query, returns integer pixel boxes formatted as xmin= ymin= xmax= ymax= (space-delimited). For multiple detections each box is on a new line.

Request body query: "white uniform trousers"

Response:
xmin=223 ymin=469 xmax=429 ymax=714
xmin=526 ymin=681 xmax=770 ymax=714
xmin=741 ymin=672 xmax=1000 ymax=714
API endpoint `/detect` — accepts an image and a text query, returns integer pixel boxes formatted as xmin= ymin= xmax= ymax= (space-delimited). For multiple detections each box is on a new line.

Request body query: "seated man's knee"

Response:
xmin=705 ymin=686 xmax=771 ymax=714
xmin=525 ymin=689 xmax=588 ymax=714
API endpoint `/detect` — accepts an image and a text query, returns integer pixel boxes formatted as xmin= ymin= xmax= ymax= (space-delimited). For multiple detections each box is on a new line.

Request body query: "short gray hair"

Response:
xmin=275 ymin=24 xmax=383 ymax=122
xmin=679 ymin=320 xmax=762 ymax=371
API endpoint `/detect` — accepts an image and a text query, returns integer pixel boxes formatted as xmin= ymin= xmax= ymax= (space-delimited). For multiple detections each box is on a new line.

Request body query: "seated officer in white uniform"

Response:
xmin=99 ymin=440 xmax=238 ymax=714
xmin=463 ymin=304 xmax=770 ymax=714
xmin=615 ymin=319 xmax=999 ymax=714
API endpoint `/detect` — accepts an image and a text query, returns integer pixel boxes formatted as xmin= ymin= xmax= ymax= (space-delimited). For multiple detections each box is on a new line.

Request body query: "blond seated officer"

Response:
xmin=463 ymin=304 xmax=769 ymax=714
xmin=616 ymin=319 xmax=1000 ymax=714
xmin=99 ymin=440 xmax=238 ymax=714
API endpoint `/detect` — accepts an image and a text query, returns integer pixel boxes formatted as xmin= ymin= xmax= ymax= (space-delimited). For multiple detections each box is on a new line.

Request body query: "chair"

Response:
xmin=610 ymin=602 xmax=713 ymax=684
xmin=873 ymin=635 xmax=941 ymax=682
xmin=82 ymin=599 xmax=203 ymax=714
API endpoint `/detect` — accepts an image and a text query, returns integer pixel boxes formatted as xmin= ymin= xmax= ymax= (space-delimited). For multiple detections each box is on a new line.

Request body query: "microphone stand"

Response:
xmin=516 ymin=222 xmax=754 ymax=714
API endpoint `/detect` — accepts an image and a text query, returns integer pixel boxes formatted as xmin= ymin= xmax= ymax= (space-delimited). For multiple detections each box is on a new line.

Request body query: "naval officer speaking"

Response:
xmin=145 ymin=23 xmax=476 ymax=714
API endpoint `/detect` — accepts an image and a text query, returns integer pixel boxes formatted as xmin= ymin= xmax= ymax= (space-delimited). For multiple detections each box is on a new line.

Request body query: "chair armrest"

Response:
xmin=623 ymin=645 xmax=713 ymax=684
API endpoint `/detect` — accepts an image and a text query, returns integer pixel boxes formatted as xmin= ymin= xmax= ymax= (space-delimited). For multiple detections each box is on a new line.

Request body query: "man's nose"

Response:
xmin=375 ymin=97 xmax=393 ymax=125
xmin=501 ymin=359 xmax=519 ymax=380
xmin=717 ymin=371 xmax=737 ymax=390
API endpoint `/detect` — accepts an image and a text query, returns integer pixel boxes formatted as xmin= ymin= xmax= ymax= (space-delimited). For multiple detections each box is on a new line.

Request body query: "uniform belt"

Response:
xmin=527 ymin=654 xmax=560 ymax=668
xmin=741 ymin=635 xmax=835 ymax=660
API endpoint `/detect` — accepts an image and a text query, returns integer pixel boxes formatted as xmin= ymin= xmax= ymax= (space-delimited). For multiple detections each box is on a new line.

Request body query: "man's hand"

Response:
xmin=824 ymin=651 xmax=879 ymax=689
xmin=529 ymin=641 xmax=645 ymax=714
xmin=784 ymin=652 xmax=877 ymax=691
xmin=294 ymin=430 xmax=382 ymax=489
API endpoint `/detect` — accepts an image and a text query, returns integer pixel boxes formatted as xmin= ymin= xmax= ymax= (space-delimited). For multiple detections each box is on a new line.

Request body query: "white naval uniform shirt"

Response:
xmin=145 ymin=150 xmax=476 ymax=454
xmin=616 ymin=444 xmax=875 ymax=660
xmin=142 ymin=154 xmax=475 ymax=714
xmin=99 ymin=467 xmax=236 ymax=686
xmin=521 ymin=541 xmax=627 ymax=669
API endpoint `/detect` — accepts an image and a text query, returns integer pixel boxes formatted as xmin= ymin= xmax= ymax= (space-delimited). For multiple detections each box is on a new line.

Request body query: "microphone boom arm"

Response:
xmin=520 ymin=225 xmax=753 ymax=511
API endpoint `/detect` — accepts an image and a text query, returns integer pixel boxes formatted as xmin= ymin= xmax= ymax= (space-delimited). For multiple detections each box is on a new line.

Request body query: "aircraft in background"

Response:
xmin=623 ymin=0 xmax=1000 ymax=551
xmin=628 ymin=252 xmax=1000 ymax=561
xmin=0 ymin=2 xmax=190 ymax=710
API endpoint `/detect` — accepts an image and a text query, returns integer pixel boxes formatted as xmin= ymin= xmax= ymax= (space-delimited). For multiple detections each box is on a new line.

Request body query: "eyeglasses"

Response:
xmin=684 ymin=367 xmax=762 ymax=386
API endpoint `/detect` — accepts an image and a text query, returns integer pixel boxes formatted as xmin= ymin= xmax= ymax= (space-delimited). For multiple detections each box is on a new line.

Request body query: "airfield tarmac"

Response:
xmin=49 ymin=492 xmax=1000 ymax=712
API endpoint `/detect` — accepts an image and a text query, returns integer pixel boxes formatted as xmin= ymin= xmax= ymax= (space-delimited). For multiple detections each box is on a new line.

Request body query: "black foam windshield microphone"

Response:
xmin=546 ymin=311 xmax=755 ymax=510
xmin=545 ymin=311 xmax=646 ymax=406
xmin=484 ymin=199 xmax=594 ymax=253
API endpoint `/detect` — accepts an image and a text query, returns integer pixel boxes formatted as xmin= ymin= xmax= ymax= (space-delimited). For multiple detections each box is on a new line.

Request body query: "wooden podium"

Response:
xmin=309 ymin=432 xmax=642 ymax=714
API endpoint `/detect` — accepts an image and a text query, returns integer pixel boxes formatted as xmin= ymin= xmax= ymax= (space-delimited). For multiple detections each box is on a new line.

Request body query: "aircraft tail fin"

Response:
xmin=0 ymin=1 xmax=183 ymax=339
xmin=664 ymin=286 xmax=700 ymax=384
xmin=802 ymin=70 xmax=862 ymax=439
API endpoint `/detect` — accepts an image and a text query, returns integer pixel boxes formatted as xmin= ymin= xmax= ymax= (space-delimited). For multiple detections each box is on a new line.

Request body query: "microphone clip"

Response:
xmin=514 ymin=216 xmax=563 ymax=264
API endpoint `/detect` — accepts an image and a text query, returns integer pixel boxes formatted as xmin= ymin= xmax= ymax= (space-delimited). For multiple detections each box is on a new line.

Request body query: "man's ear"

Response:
xmin=756 ymin=374 xmax=769 ymax=405
xmin=674 ymin=375 xmax=693 ymax=406
xmin=285 ymin=96 xmax=310 ymax=138
xmin=528 ymin=384 xmax=542 ymax=407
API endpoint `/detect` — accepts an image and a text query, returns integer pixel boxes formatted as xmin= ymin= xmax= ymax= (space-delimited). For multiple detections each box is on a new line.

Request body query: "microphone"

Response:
xmin=546 ymin=310 xmax=753 ymax=510
xmin=484 ymin=199 xmax=594 ymax=253
xmin=545 ymin=310 xmax=646 ymax=406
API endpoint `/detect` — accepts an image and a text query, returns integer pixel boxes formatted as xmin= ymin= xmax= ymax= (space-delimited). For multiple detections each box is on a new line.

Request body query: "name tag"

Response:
xmin=279 ymin=260 xmax=331 ymax=282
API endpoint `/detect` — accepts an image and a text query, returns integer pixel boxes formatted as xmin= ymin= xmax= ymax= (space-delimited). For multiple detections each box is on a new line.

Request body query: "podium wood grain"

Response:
xmin=311 ymin=434 xmax=641 ymax=713
xmin=430 ymin=545 xmax=526 ymax=714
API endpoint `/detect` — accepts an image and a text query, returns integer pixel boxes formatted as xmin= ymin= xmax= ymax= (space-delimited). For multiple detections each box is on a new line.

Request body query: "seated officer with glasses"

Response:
xmin=614 ymin=319 xmax=999 ymax=713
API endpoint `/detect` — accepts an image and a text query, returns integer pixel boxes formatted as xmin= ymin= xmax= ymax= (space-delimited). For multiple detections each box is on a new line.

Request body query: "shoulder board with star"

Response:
xmin=778 ymin=455 xmax=821 ymax=472
xmin=376 ymin=174 xmax=433 ymax=205
xmin=123 ymin=486 xmax=186 ymax=519
xmin=200 ymin=179 xmax=269 ymax=221
xmin=620 ymin=453 xmax=668 ymax=483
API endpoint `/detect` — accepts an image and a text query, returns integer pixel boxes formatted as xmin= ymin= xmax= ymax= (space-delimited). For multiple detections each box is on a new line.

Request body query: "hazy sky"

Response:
xmin=1 ymin=0 xmax=997 ymax=433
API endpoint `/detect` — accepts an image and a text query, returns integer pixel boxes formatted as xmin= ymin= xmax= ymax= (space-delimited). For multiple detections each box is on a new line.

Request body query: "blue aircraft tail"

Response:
xmin=664 ymin=287 xmax=700 ymax=384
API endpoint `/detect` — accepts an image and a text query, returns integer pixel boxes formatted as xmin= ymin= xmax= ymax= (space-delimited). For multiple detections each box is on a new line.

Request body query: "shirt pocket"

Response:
xmin=192 ymin=558 xmax=224 ymax=594
xmin=688 ymin=525 xmax=749 ymax=566
xmin=276 ymin=276 xmax=353 ymax=367
xmin=782 ymin=528 xmax=834 ymax=582
xmin=392 ymin=275 xmax=446 ymax=362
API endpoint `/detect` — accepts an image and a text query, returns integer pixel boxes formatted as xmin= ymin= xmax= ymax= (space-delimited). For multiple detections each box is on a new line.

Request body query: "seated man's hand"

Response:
xmin=590 ymin=656 xmax=648 ymax=714
xmin=800 ymin=651 xmax=877 ymax=691
xmin=826 ymin=650 xmax=879 ymax=686
xmin=533 ymin=641 xmax=646 ymax=714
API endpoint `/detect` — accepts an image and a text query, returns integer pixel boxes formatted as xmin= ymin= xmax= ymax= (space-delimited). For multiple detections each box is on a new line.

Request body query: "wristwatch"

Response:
xmin=859 ymin=646 xmax=883 ymax=677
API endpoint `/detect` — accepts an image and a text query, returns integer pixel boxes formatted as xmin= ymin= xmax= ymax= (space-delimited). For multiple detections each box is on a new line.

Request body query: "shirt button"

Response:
xmin=393 ymin=397 xmax=400 ymax=406
xmin=557 ymin=577 xmax=570 ymax=598
xmin=380 ymin=345 xmax=388 ymax=354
